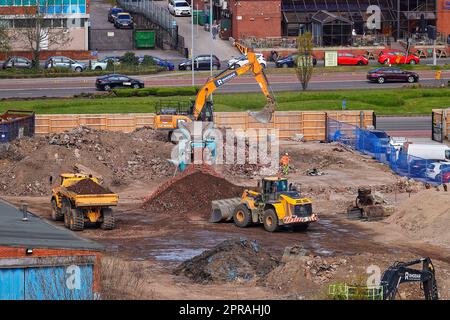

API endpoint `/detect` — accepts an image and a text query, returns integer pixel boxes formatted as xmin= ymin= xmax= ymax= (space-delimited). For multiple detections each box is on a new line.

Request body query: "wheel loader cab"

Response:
xmin=261 ymin=177 xmax=289 ymax=202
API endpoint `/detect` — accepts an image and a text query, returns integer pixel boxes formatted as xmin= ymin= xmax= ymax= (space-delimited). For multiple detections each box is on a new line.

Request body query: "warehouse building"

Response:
xmin=0 ymin=0 xmax=90 ymax=58
xmin=0 ymin=200 xmax=102 ymax=300
xmin=217 ymin=0 xmax=449 ymax=42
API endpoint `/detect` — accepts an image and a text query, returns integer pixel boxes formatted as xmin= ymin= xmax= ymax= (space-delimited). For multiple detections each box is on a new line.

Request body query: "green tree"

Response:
xmin=295 ymin=32 xmax=314 ymax=90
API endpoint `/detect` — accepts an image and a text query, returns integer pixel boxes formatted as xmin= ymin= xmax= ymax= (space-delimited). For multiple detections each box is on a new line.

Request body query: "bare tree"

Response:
xmin=0 ymin=24 xmax=10 ymax=53
xmin=295 ymin=32 xmax=314 ymax=90
xmin=13 ymin=0 xmax=72 ymax=69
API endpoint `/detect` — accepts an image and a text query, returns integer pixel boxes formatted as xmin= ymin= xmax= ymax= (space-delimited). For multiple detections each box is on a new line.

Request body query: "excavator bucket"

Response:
xmin=210 ymin=197 xmax=241 ymax=223
xmin=248 ymin=101 xmax=275 ymax=124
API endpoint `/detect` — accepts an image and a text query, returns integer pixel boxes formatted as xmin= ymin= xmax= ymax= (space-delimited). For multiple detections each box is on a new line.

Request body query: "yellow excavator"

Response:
xmin=153 ymin=49 xmax=276 ymax=141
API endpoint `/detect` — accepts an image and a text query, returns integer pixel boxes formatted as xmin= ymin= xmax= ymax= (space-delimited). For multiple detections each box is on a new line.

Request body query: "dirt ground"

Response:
xmin=2 ymin=128 xmax=450 ymax=300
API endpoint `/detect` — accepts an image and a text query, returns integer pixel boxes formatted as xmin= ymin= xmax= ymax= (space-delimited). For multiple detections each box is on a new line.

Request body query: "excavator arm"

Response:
xmin=192 ymin=50 xmax=275 ymax=123
xmin=380 ymin=257 xmax=439 ymax=300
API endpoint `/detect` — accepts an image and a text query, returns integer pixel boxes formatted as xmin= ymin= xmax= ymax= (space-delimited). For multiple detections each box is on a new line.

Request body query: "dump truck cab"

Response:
xmin=211 ymin=177 xmax=317 ymax=232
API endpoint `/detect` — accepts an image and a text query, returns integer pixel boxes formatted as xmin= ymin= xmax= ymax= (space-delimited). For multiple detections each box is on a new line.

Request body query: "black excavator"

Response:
xmin=380 ymin=257 xmax=439 ymax=300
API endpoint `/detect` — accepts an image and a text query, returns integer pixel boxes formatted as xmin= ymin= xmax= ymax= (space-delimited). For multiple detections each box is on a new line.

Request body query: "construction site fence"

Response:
xmin=34 ymin=111 xmax=374 ymax=141
xmin=327 ymin=117 xmax=448 ymax=185
xmin=432 ymin=109 xmax=450 ymax=142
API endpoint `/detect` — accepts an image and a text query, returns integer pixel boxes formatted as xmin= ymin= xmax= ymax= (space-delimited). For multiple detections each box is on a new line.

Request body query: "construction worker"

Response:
xmin=435 ymin=70 xmax=442 ymax=87
xmin=280 ymin=152 xmax=290 ymax=176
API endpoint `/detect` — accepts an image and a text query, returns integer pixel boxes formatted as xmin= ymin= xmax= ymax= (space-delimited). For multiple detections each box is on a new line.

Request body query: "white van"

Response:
xmin=168 ymin=0 xmax=191 ymax=16
xmin=401 ymin=143 xmax=450 ymax=162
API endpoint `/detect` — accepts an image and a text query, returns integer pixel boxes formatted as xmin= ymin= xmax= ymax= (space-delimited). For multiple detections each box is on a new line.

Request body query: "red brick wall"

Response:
xmin=228 ymin=0 xmax=281 ymax=40
xmin=192 ymin=0 xmax=206 ymax=11
xmin=437 ymin=0 xmax=450 ymax=37
xmin=0 ymin=246 xmax=102 ymax=293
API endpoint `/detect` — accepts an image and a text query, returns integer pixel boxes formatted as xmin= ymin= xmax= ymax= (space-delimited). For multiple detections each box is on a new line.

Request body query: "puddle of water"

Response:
xmin=152 ymin=248 xmax=206 ymax=262
xmin=314 ymin=248 xmax=335 ymax=256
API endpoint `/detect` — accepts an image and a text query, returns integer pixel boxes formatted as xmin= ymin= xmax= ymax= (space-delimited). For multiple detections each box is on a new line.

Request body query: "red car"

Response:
xmin=337 ymin=52 xmax=369 ymax=66
xmin=442 ymin=171 xmax=450 ymax=183
xmin=378 ymin=50 xmax=420 ymax=65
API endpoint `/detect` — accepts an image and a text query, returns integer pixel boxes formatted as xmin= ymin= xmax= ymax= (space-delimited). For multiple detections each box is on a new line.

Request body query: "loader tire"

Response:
xmin=69 ymin=208 xmax=84 ymax=231
xmin=51 ymin=199 xmax=64 ymax=221
xmin=233 ymin=204 xmax=252 ymax=228
xmin=62 ymin=199 xmax=71 ymax=228
xmin=100 ymin=208 xmax=115 ymax=230
xmin=263 ymin=209 xmax=279 ymax=232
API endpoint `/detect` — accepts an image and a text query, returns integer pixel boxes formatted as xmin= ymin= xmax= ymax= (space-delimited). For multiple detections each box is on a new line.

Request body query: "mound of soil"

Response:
xmin=143 ymin=165 xmax=244 ymax=217
xmin=174 ymin=238 xmax=279 ymax=284
xmin=66 ymin=179 xmax=112 ymax=195
xmin=0 ymin=126 xmax=173 ymax=196
xmin=386 ymin=188 xmax=450 ymax=248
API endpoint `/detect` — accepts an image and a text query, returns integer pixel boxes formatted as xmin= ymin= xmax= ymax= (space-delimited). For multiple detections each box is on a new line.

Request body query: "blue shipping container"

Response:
xmin=0 ymin=110 xmax=35 ymax=143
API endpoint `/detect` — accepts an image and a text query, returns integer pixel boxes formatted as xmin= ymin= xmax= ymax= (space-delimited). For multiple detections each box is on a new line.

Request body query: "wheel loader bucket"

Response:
xmin=248 ymin=101 xmax=275 ymax=124
xmin=210 ymin=197 xmax=241 ymax=223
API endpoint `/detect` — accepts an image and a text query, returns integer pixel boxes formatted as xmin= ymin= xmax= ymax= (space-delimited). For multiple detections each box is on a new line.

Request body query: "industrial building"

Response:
xmin=0 ymin=0 xmax=90 ymax=58
xmin=0 ymin=200 xmax=102 ymax=300
xmin=205 ymin=0 xmax=449 ymax=43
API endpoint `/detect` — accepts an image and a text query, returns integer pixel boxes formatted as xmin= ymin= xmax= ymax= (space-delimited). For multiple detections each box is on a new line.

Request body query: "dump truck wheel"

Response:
xmin=62 ymin=199 xmax=71 ymax=228
xmin=263 ymin=209 xmax=279 ymax=232
xmin=293 ymin=223 xmax=309 ymax=231
xmin=51 ymin=199 xmax=64 ymax=221
xmin=100 ymin=208 xmax=115 ymax=230
xmin=69 ymin=208 xmax=84 ymax=231
xmin=232 ymin=204 xmax=252 ymax=228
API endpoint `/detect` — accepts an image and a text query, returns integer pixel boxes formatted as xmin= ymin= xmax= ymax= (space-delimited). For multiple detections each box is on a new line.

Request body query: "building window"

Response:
xmin=0 ymin=0 xmax=86 ymax=14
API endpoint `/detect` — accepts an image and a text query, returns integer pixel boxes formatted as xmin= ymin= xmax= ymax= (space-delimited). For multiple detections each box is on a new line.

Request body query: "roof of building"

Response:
xmin=0 ymin=200 xmax=103 ymax=251
xmin=311 ymin=10 xmax=353 ymax=25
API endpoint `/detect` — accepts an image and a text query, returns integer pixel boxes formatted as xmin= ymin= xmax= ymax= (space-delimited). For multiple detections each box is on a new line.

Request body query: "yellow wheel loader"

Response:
xmin=51 ymin=174 xmax=119 ymax=231
xmin=211 ymin=177 xmax=318 ymax=232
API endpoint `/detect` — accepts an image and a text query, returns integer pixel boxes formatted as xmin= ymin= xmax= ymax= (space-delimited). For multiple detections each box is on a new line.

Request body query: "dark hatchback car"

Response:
xmin=367 ymin=67 xmax=419 ymax=84
xmin=114 ymin=12 xmax=133 ymax=29
xmin=275 ymin=54 xmax=317 ymax=68
xmin=96 ymin=74 xmax=144 ymax=91
xmin=108 ymin=7 xmax=123 ymax=23
xmin=179 ymin=55 xmax=221 ymax=71
xmin=2 ymin=56 xmax=32 ymax=69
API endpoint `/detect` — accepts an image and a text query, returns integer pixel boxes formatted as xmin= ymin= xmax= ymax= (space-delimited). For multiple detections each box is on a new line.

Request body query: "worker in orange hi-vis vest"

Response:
xmin=280 ymin=152 xmax=290 ymax=176
xmin=435 ymin=70 xmax=442 ymax=87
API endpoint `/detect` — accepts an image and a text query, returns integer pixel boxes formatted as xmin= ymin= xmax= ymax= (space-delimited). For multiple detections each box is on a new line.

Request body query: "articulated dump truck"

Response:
xmin=51 ymin=174 xmax=119 ymax=231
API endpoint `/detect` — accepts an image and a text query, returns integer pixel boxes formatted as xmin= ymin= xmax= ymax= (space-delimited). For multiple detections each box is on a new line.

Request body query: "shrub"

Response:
xmin=44 ymin=67 xmax=71 ymax=74
xmin=112 ymin=86 xmax=199 ymax=97
xmin=120 ymin=52 xmax=139 ymax=66
xmin=141 ymin=55 xmax=156 ymax=67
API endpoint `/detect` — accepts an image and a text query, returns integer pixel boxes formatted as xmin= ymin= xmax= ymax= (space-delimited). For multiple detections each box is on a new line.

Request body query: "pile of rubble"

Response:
xmin=0 ymin=126 xmax=173 ymax=196
xmin=143 ymin=164 xmax=244 ymax=218
xmin=174 ymin=238 xmax=279 ymax=284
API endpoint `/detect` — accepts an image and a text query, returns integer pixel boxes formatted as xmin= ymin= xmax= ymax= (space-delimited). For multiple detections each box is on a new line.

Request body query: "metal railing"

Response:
xmin=118 ymin=0 xmax=178 ymax=45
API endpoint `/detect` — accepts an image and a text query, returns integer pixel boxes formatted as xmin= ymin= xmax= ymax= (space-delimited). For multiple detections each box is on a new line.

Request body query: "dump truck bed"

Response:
xmin=60 ymin=188 xmax=119 ymax=207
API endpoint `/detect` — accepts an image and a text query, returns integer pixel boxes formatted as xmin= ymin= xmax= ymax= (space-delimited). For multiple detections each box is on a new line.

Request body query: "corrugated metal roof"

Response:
xmin=0 ymin=200 xmax=103 ymax=251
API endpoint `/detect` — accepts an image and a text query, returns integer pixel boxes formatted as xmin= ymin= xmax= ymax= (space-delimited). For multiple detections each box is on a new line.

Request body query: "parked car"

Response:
xmin=95 ymin=74 xmax=144 ymax=91
xmin=178 ymin=55 xmax=220 ymax=71
xmin=138 ymin=56 xmax=175 ymax=71
xmin=44 ymin=56 xmax=87 ymax=72
xmin=363 ymin=130 xmax=390 ymax=154
xmin=228 ymin=53 xmax=266 ymax=69
xmin=426 ymin=162 xmax=450 ymax=181
xmin=91 ymin=56 xmax=121 ymax=71
xmin=108 ymin=7 xmax=123 ymax=23
xmin=367 ymin=67 xmax=419 ymax=84
xmin=2 ymin=56 xmax=32 ymax=69
xmin=378 ymin=50 xmax=420 ymax=65
xmin=114 ymin=12 xmax=133 ymax=29
xmin=275 ymin=54 xmax=317 ymax=68
xmin=442 ymin=170 xmax=450 ymax=183
xmin=168 ymin=0 xmax=191 ymax=16
xmin=337 ymin=52 xmax=369 ymax=66
xmin=409 ymin=159 xmax=441 ymax=178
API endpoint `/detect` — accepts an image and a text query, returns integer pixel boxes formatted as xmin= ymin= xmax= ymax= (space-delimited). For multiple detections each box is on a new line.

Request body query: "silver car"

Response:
xmin=45 ymin=56 xmax=87 ymax=72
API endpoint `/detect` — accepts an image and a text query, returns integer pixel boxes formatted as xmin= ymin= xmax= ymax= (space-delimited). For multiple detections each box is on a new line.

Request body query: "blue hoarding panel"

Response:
xmin=0 ymin=268 xmax=25 ymax=300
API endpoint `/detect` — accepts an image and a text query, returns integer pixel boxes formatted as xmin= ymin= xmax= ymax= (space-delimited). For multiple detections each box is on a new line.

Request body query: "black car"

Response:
xmin=178 ymin=55 xmax=221 ymax=71
xmin=2 ymin=56 xmax=32 ymax=69
xmin=114 ymin=12 xmax=133 ymax=29
xmin=367 ymin=67 xmax=419 ymax=84
xmin=275 ymin=54 xmax=317 ymax=68
xmin=108 ymin=7 xmax=123 ymax=23
xmin=96 ymin=74 xmax=144 ymax=91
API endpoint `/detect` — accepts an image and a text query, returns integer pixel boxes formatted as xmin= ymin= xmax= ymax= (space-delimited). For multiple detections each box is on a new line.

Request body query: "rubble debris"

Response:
xmin=143 ymin=164 xmax=244 ymax=218
xmin=66 ymin=179 xmax=112 ymax=195
xmin=174 ymin=238 xmax=279 ymax=284
xmin=0 ymin=126 xmax=172 ymax=196
xmin=306 ymin=168 xmax=325 ymax=176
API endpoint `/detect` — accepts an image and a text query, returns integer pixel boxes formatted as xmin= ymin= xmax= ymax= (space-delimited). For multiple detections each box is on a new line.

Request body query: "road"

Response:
xmin=376 ymin=116 xmax=432 ymax=137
